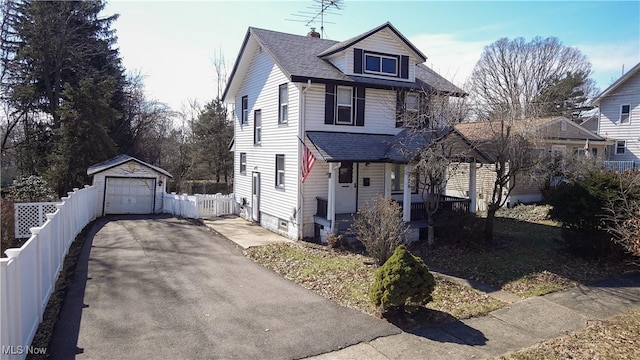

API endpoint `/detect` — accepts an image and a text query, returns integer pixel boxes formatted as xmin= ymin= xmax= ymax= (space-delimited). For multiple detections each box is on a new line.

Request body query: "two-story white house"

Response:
xmin=593 ymin=62 xmax=640 ymax=171
xmin=222 ymin=22 xmax=468 ymax=241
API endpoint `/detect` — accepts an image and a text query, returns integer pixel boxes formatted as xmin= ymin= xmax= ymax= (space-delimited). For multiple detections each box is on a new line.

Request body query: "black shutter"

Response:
xmin=355 ymin=87 xmax=365 ymax=126
xmin=396 ymin=91 xmax=405 ymax=128
xmin=325 ymin=84 xmax=335 ymax=125
xmin=400 ymin=55 xmax=409 ymax=79
xmin=354 ymin=48 xmax=363 ymax=74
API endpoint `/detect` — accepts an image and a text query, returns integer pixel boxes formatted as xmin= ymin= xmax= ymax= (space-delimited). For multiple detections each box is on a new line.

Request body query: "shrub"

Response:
xmin=434 ymin=211 xmax=485 ymax=247
xmin=1 ymin=199 xmax=16 ymax=254
xmin=351 ymin=195 xmax=407 ymax=266
xmin=370 ymin=245 xmax=435 ymax=314
xmin=9 ymin=175 xmax=57 ymax=202
xmin=547 ymin=170 xmax=636 ymax=258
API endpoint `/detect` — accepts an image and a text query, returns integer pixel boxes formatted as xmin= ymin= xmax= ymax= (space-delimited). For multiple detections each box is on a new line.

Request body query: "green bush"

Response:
xmin=547 ymin=170 xmax=636 ymax=258
xmin=434 ymin=212 xmax=485 ymax=247
xmin=370 ymin=245 xmax=435 ymax=313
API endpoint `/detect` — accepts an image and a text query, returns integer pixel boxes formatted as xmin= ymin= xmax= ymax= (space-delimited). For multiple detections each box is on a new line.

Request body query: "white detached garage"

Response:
xmin=87 ymin=154 xmax=172 ymax=216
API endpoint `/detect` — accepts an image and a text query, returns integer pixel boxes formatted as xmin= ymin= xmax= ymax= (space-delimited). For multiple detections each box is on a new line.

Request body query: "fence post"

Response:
xmin=30 ymin=227 xmax=44 ymax=322
xmin=4 ymin=248 xmax=23 ymax=354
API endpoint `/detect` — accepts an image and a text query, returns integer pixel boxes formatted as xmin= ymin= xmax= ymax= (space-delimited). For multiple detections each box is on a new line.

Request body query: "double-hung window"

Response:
xmin=275 ymin=154 xmax=285 ymax=188
xmin=241 ymin=96 xmax=248 ymax=124
xmin=279 ymin=84 xmax=288 ymax=124
xmin=405 ymin=93 xmax=419 ymax=123
xmin=336 ymin=86 xmax=353 ymax=124
xmin=616 ymin=140 xmax=626 ymax=155
xmin=364 ymin=53 xmax=398 ymax=76
xmin=621 ymin=104 xmax=630 ymax=124
xmin=253 ymin=110 xmax=261 ymax=145
xmin=240 ymin=153 xmax=247 ymax=174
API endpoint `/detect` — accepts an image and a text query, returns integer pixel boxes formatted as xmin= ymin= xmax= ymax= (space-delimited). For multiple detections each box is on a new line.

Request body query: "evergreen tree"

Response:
xmin=192 ymin=99 xmax=233 ymax=183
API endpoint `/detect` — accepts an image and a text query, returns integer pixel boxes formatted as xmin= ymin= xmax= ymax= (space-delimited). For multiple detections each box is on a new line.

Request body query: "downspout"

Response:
xmin=298 ymin=79 xmax=312 ymax=240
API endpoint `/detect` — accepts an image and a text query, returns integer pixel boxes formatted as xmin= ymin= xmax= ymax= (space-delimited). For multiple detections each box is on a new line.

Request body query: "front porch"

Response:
xmin=313 ymin=195 xmax=471 ymax=243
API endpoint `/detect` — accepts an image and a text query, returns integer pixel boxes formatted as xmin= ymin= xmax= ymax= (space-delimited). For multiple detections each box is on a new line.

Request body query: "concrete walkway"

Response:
xmin=306 ymin=273 xmax=640 ymax=360
xmin=205 ymin=216 xmax=640 ymax=360
xmin=203 ymin=216 xmax=292 ymax=248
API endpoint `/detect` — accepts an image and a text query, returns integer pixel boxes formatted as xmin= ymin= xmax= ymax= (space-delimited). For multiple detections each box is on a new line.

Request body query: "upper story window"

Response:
xmin=253 ymin=109 xmax=261 ymax=145
xmin=620 ymin=104 xmax=630 ymax=124
xmin=279 ymin=84 xmax=288 ymax=124
xmin=241 ymin=96 xmax=248 ymax=124
xmin=240 ymin=153 xmax=247 ymax=174
xmin=406 ymin=93 xmax=419 ymax=118
xmin=616 ymin=140 xmax=626 ymax=155
xmin=275 ymin=154 xmax=285 ymax=188
xmin=336 ymin=86 xmax=353 ymax=124
xmin=364 ymin=52 xmax=398 ymax=76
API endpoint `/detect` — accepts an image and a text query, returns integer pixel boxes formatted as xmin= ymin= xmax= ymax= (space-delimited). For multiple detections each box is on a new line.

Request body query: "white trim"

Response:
xmin=620 ymin=104 xmax=631 ymax=124
xmin=335 ymin=86 xmax=353 ymax=124
xmin=275 ymin=154 xmax=285 ymax=188
xmin=253 ymin=109 xmax=262 ymax=144
xmin=615 ymin=140 xmax=626 ymax=155
xmin=364 ymin=52 xmax=398 ymax=76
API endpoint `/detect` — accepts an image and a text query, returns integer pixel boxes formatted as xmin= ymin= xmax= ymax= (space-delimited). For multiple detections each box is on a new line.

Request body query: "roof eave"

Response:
xmin=591 ymin=62 xmax=640 ymax=106
xmin=222 ymin=29 xmax=252 ymax=103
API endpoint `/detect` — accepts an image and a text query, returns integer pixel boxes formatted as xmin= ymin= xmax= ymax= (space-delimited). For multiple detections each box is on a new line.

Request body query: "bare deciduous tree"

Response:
xmin=469 ymin=36 xmax=594 ymax=120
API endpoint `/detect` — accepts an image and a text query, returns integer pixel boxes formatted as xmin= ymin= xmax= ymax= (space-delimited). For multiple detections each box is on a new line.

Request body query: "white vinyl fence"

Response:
xmin=14 ymin=202 xmax=62 ymax=239
xmin=604 ymin=160 xmax=636 ymax=173
xmin=1 ymin=186 xmax=99 ymax=360
xmin=163 ymin=193 xmax=236 ymax=219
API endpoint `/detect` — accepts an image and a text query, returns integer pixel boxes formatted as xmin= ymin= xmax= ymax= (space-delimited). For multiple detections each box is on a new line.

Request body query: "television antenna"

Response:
xmin=286 ymin=0 xmax=344 ymax=38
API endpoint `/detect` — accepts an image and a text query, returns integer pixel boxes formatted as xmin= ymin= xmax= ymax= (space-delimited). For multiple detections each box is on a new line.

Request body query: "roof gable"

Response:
xmin=592 ymin=62 xmax=640 ymax=105
xmin=222 ymin=24 xmax=464 ymax=103
xmin=318 ymin=22 xmax=427 ymax=61
xmin=87 ymin=154 xmax=172 ymax=177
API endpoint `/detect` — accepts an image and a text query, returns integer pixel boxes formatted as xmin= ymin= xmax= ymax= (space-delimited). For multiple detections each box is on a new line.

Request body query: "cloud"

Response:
xmin=574 ymin=41 xmax=640 ymax=87
xmin=409 ymin=33 xmax=488 ymax=87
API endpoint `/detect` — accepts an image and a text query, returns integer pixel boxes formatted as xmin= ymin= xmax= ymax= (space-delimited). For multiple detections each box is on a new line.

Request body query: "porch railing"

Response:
xmin=316 ymin=197 xmax=328 ymax=218
xmin=604 ymin=160 xmax=636 ymax=173
xmin=398 ymin=196 xmax=471 ymax=221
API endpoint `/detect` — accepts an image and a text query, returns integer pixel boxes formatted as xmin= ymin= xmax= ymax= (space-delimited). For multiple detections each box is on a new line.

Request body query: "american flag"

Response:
xmin=300 ymin=139 xmax=316 ymax=183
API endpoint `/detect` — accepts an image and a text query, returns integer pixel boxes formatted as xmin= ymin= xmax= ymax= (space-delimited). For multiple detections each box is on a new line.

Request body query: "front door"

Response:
xmin=252 ymin=172 xmax=260 ymax=222
xmin=335 ymin=162 xmax=357 ymax=214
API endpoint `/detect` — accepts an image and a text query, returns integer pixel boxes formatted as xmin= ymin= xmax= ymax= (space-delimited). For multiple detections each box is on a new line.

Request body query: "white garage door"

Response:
xmin=104 ymin=178 xmax=155 ymax=214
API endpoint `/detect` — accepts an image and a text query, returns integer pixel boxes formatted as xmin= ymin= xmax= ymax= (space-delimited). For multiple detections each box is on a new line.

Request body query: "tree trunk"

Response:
xmin=427 ymin=216 xmax=435 ymax=248
xmin=484 ymin=206 xmax=497 ymax=243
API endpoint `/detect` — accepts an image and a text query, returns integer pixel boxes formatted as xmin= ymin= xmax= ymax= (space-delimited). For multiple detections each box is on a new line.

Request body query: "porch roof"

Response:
xmin=307 ymin=131 xmax=399 ymax=162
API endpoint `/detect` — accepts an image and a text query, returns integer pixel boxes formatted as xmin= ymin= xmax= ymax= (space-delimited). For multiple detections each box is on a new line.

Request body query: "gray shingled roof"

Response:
xmin=87 ymin=154 xmax=173 ymax=177
xmin=248 ymin=26 xmax=464 ymax=95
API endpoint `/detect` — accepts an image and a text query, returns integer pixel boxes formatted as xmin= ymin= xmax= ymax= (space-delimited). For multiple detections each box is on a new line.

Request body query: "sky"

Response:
xmin=102 ymin=1 xmax=640 ymax=112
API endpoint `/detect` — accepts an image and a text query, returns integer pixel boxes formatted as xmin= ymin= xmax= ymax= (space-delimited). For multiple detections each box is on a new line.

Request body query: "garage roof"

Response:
xmin=87 ymin=154 xmax=173 ymax=177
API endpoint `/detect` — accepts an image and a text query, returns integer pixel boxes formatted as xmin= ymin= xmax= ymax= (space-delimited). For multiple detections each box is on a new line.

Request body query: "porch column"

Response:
xmin=403 ymin=165 xmax=411 ymax=222
xmin=384 ymin=163 xmax=392 ymax=198
xmin=469 ymin=160 xmax=477 ymax=214
xmin=327 ymin=163 xmax=337 ymax=233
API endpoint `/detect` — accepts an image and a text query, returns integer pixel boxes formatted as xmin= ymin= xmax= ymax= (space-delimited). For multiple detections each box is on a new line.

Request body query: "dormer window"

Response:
xmin=364 ymin=52 xmax=398 ymax=76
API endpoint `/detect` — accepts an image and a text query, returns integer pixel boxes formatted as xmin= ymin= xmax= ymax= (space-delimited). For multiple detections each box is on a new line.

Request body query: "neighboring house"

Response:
xmin=447 ymin=116 xmax=610 ymax=209
xmin=592 ymin=62 xmax=640 ymax=171
xmin=222 ymin=22 xmax=471 ymax=241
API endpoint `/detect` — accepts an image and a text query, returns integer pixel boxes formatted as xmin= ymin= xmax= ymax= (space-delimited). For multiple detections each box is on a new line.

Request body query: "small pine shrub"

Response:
xmin=370 ymin=245 xmax=435 ymax=313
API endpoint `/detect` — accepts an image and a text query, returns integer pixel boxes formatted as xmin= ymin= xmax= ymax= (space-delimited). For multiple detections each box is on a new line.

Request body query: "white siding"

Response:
xmin=304 ymin=84 xmax=401 ymax=135
xmin=336 ymin=27 xmax=418 ymax=82
xmin=598 ymin=70 xmax=640 ymax=162
xmin=91 ymin=161 xmax=168 ymax=215
xmin=357 ymin=163 xmax=385 ymax=209
xmin=301 ymin=156 xmax=329 ymax=238
xmin=233 ymin=45 xmax=300 ymax=237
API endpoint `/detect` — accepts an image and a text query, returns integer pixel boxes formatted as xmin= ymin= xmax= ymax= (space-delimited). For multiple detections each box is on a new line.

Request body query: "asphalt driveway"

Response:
xmin=50 ymin=215 xmax=399 ymax=359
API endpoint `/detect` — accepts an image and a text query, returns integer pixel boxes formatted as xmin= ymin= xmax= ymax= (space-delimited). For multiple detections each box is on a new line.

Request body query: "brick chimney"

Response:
xmin=307 ymin=27 xmax=320 ymax=38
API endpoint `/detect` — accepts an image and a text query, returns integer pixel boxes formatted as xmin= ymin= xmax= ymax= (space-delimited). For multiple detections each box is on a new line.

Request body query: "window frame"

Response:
xmin=275 ymin=154 xmax=285 ymax=188
xmin=335 ymin=86 xmax=353 ymax=125
xmin=363 ymin=51 xmax=399 ymax=76
xmin=279 ymin=83 xmax=288 ymax=124
xmin=240 ymin=153 xmax=247 ymax=174
xmin=616 ymin=140 xmax=626 ymax=155
xmin=253 ymin=109 xmax=261 ymax=145
xmin=620 ymin=104 xmax=631 ymax=124
xmin=241 ymin=96 xmax=248 ymax=124
xmin=390 ymin=164 xmax=418 ymax=194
